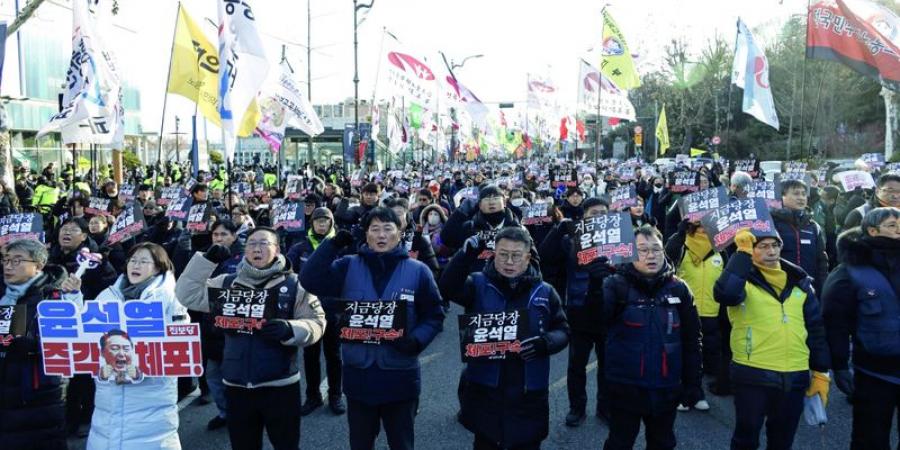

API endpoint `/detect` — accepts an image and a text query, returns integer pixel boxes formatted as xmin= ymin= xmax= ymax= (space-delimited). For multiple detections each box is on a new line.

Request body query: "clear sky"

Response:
xmin=12 ymin=0 xmax=814 ymax=136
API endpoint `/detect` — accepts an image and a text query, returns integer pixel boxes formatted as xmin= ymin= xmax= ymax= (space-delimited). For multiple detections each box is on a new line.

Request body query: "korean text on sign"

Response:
xmin=208 ymin=287 xmax=276 ymax=334
xmin=574 ymin=212 xmax=636 ymax=266
xmin=37 ymin=299 xmax=202 ymax=379
xmin=339 ymin=300 xmax=408 ymax=345
xmin=458 ymin=309 xmax=528 ymax=362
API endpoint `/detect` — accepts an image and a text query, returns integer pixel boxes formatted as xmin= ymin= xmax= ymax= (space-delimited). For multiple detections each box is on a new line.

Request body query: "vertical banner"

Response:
xmin=343 ymin=123 xmax=356 ymax=164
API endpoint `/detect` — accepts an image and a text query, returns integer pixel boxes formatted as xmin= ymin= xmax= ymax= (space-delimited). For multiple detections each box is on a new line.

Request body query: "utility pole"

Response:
xmin=307 ymin=0 xmax=314 ymax=169
xmin=353 ymin=0 xmax=374 ymax=168
xmin=174 ymin=116 xmax=180 ymax=163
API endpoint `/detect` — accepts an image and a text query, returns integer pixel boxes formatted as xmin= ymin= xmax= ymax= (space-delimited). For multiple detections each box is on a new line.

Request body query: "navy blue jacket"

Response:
xmin=300 ymin=240 xmax=445 ymax=405
xmin=771 ymin=208 xmax=829 ymax=294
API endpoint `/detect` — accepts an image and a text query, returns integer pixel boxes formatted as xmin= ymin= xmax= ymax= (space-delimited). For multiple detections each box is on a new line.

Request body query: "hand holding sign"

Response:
xmin=74 ymin=248 xmax=103 ymax=278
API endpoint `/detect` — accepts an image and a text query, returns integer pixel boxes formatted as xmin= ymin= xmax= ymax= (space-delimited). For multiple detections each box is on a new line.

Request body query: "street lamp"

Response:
xmin=353 ymin=0 xmax=374 ymax=169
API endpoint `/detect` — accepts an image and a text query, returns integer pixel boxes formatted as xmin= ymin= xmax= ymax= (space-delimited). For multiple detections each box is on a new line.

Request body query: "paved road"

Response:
xmin=69 ymin=302 xmax=894 ymax=449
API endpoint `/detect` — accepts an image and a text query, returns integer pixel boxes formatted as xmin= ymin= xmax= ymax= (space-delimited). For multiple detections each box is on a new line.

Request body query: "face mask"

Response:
xmin=653 ymin=186 xmax=663 ymax=194
xmin=427 ymin=214 xmax=441 ymax=226
xmin=511 ymin=198 xmax=525 ymax=207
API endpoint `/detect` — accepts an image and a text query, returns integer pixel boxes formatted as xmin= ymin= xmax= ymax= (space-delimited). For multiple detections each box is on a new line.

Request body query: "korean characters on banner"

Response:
xmin=835 ymin=170 xmax=876 ymax=192
xmin=668 ymin=169 xmax=698 ymax=194
xmin=700 ymin=198 xmax=778 ymax=251
xmin=208 ymin=286 xmax=278 ymax=334
xmin=746 ymin=179 xmax=783 ymax=209
xmin=886 ymin=162 xmax=900 ymax=175
xmin=85 ymin=197 xmax=112 ymax=216
xmin=106 ymin=203 xmax=145 ymax=245
xmin=285 ymin=176 xmax=305 ymax=200
xmin=861 ymin=153 xmax=886 ymax=169
xmin=784 ymin=161 xmax=807 ymax=174
xmin=272 ymin=202 xmax=305 ymax=233
xmin=678 ymin=186 xmax=729 ymax=222
xmin=118 ymin=184 xmax=135 ymax=202
xmin=574 ymin=212 xmax=636 ymax=266
xmin=458 ymin=309 xmax=529 ymax=362
xmin=778 ymin=171 xmax=810 ymax=183
xmin=350 ymin=170 xmax=365 ymax=188
xmin=521 ymin=203 xmax=552 ymax=226
xmin=234 ymin=182 xmax=253 ymax=199
xmin=453 ymin=186 xmax=479 ymax=208
xmin=551 ymin=167 xmax=578 ymax=188
xmin=609 ymin=184 xmax=638 ymax=210
xmin=186 ymin=202 xmax=211 ymax=233
xmin=338 ymin=295 xmax=410 ymax=345
xmin=735 ymin=159 xmax=758 ymax=178
xmin=616 ymin=166 xmax=637 ymax=182
xmin=0 ymin=213 xmax=44 ymax=246
xmin=37 ymin=299 xmax=203 ymax=383
xmin=164 ymin=196 xmax=192 ymax=221
xmin=0 ymin=304 xmax=27 ymax=350
xmin=156 ymin=186 xmax=184 ymax=206
xmin=476 ymin=229 xmax=500 ymax=260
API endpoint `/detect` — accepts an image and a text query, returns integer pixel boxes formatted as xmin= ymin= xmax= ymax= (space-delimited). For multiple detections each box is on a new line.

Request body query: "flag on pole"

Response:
xmin=217 ymin=0 xmax=269 ymax=162
xmin=807 ymin=0 xmax=900 ymax=91
xmin=656 ymin=105 xmax=670 ymax=156
xmin=38 ymin=0 xmax=124 ymax=146
xmin=444 ymin=75 xmax=489 ymax=130
xmin=254 ymin=62 xmax=324 ymax=153
xmin=167 ymin=5 xmax=258 ymax=136
xmin=600 ymin=8 xmax=641 ymax=90
xmin=577 ymin=59 xmax=636 ymax=121
xmin=690 ymin=148 xmax=707 ymax=157
xmin=526 ymin=73 xmax=558 ymax=112
xmin=732 ymin=19 xmax=779 ymax=130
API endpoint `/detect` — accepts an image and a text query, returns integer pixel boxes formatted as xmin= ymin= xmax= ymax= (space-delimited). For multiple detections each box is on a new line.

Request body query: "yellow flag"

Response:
xmin=167 ymin=6 xmax=259 ymax=136
xmin=690 ymin=148 xmax=707 ymax=157
xmin=656 ymin=105 xmax=669 ymax=156
xmin=600 ymin=9 xmax=641 ymax=90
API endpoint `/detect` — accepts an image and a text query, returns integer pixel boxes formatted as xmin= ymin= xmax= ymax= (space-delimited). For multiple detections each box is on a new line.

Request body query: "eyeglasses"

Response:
xmin=495 ymin=252 xmax=526 ymax=263
xmin=637 ymin=247 xmax=664 ymax=257
xmin=59 ymin=227 xmax=83 ymax=235
xmin=127 ymin=258 xmax=155 ymax=267
xmin=246 ymin=240 xmax=276 ymax=248
xmin=1 ymin=257 xmax=36 ymax=267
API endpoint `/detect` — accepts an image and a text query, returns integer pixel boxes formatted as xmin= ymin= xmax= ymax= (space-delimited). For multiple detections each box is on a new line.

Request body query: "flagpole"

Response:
xmin=798 ymin=0 xmax=812 ymax=161
xmin=157 ymin=2 xmax=182 ymax=168
xmin=596 ymin=10 xmax=605 ymax=165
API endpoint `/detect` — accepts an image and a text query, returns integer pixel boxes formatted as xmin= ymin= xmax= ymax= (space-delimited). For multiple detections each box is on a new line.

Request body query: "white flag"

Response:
xmin=387 ymin=109 xmax=405 ymax=155
xmin=732 ymin=19 xmax=779 ymax=130
xmin=577 ymin=59 xmax=636 ymax=121
xmin=378 ymin=45 xmax=438 ymax=111
xmin=255 ymin=62 xmax=324 ymax=153
xmin=218 ymin=0 xmax=269 ymax=162
xmin=443 ymin=75 xmax=489 ymax=131
xmin=38 ymin=0 xmax=124 ymax=146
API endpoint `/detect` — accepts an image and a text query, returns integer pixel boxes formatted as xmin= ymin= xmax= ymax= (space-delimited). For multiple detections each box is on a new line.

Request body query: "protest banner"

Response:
xmin=475 ymin=228 xmax=501 ymax=260
xmin=746 ymin=178 xmax=783 ymax=209
xmin=338 ymin=300 xmax=408 ymax=345
xmin=453 ymin=186 xmax=479 ymax=207
xmin=834 ymin=170 xmax=876 ymax=192
xmin=551 ymin=167 xmax=577 ymax=188
xmin=520 ymin=203 xmax=552 ymax=226
xmin=735 ymin=159 xmax=758 ymax=178
xmin=886 ymin=162 xmax=900 ymax=174
xmin=616 ymin=166 xmax=636 ymax=181
xmin=679 ymin=186 xmax=729 ymax=222
xmin=234 ymin=181 xmax=253 ymax=199
xmin=574 ymin=212 xmax=636 ymax=265
xmin=272 ymin=202 xmax=305 ymax=232
xmin=106 ymin=203 xmax=145 ymax=245
xmin=208 ymin=286 xmax=278 ymax=334
xmin=458 ymin=309 xmax=529 ymax=362
xmin=37 ymin=299 xmax=203 ymax=382
xmin=668 ymin=169 xmax=698 ymax=193
xmin=700 ymin=198 xmax=778 ymax=251
xmin=85 ymin=197 xmax=112 ymax=216
xmin=0 ymin=213 xmax=44 ymax=245
xmin=285 ymin=176 xmax=305 ymax=200
xmin=118 ymin=184 xmax=135 ymax=201
xmin=0 ymin=304 xmax=27 ymax=350
xmin=156 ymin=186 xmax=184 ymax=206
xmin=164 ymin=196 xmax=192 ymax=221
xmin=609 ymin=184 xmax=638 ymax=210
xmin=861 ymin=153 xmax=885 ymax=168
xmin=784 ymin=161 xmax=807 ymax=173
xmin=185 ymin=202 xmax=211 ymax=233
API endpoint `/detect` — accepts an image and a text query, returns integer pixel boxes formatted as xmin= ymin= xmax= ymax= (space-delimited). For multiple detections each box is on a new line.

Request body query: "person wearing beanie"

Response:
xmin=714 ymin=229 xmax=830 ymax=450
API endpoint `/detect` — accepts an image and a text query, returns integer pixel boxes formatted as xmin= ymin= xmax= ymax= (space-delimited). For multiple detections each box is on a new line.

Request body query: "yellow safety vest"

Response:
xmin=677 ymin=251 xmax=724 ymax=318
xmin=728 ymin=284 xmax=809 ymax=373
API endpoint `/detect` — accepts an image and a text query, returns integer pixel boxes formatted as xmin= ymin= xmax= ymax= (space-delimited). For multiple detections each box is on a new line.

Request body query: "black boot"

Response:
xmin=565 ymin=409 xmax=586 ymax=427
xmin=300 ymin=395 xmax=324 ymax=416
xmin=328 ymin=395 xmax=346 ymax=415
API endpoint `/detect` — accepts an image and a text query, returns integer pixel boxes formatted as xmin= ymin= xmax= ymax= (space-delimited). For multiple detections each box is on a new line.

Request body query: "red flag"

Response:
xmin=559 ymin=117 xmax=568 ymax=141
xmin=576 ymin=120 xmax=586 ymax=141
xmin=807 ymin=0 xmax=900 ymax=90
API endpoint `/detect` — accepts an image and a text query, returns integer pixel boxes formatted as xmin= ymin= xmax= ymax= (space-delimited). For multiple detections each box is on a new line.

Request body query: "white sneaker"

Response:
xmin=676 ymin=404 xmax=690 ymax=412
xmin=693 ymin=400 xmax=710 ymax=411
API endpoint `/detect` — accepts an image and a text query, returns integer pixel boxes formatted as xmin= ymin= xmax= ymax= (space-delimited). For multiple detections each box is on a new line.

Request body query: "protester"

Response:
xmin=771 ymin=179 xmax=829 ymax=293
xmin=300 ymin=207 xmax=445 ymax=450
xmin=822 ymin=207 xmax=900 ymax=450
xmin=843 ymin=173 xmax=900 ymax=229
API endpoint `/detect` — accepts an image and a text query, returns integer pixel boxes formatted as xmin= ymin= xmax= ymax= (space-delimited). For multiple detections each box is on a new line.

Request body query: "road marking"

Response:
xmin=549 ymin=361 xmax=597 ymax=392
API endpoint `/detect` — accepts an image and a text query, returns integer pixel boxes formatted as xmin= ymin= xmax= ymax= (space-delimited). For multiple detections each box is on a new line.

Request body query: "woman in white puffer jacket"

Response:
xmin=71 ymin=242 xmax=187 ymax=450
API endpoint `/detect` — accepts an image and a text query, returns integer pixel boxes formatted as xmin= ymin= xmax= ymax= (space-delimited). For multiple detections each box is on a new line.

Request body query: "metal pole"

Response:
xmin=157 ymin=2 xmax=181 ymax=168
xmin=353 ymin=0 xmax=360 ymax=168
xmin=307 ymin=0 xmax=314 ymax=170
xmin=175 ymin=116 xmax=180 ymax=164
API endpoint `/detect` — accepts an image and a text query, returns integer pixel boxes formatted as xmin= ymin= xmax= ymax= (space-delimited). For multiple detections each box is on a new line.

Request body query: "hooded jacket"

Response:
xmin=84 ymin=272 xmax=186 ymax=450
xmin=823 ymin=229 xmax=900 ymax=380
xmin=0 ymin=265 xmax=71 ymax=450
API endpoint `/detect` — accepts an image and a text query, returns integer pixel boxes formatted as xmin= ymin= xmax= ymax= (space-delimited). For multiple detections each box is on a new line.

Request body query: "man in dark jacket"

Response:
xmin=300 ymin=207 xmax=445 ymax=450
xmin=770 ymin=179 xmax=829 ymax=294
xmin=843 ymin=173 xmax=900 ymax=229
xmin=385 ymin=198 xmax=440 ymax=276
xmin=538 ymin=197 xmax=614 ymax=426
xmin=714 ymin=229 xmax=831 ymax=450
xmin=559 ymin=187 xmax=585 ymax=221
xmin=441 ymin=226 xmax=569 ymax=449
xmin=601 ymin=226 xmax=702 ymax=450
xmin=823 ymin=207 xmax=900 ymax=450
xmin=441 ymin=184 xmax=521 ymax=253
xmin=335 ymin=182 xmax=381 ymax=233
xmin=0 ymin=239 xmax=79 ymax=449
